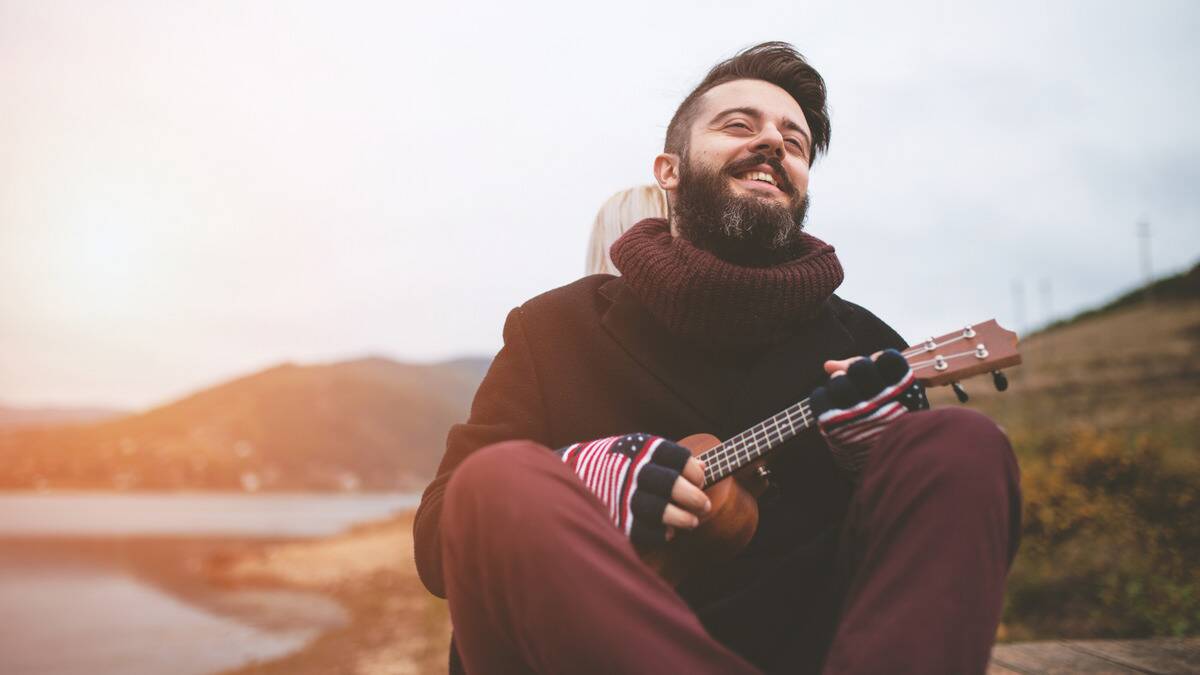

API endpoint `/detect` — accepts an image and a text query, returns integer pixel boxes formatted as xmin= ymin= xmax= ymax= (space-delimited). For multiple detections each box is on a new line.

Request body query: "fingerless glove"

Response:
xmin=811 ymin=350 xmax=929 ymax=477
xmin=556 ymin=433 xmax=691 ymax=547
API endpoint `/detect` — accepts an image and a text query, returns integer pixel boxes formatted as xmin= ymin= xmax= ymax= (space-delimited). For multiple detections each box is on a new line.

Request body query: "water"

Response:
xmin=0 ymin=559 xmax=342 ymax=675
xmin=0 ymin=492 xmax=419 ymax=675
xmin=0 ymin=491 xmax=420 ymax=537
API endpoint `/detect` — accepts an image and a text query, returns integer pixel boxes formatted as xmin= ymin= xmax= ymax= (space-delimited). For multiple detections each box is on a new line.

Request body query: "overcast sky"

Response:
xmin=2 ymin=0 xmax=1198 ymax=409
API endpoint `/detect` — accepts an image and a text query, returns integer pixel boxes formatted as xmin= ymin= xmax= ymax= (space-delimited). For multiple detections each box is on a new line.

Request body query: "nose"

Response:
xmin=752 ymin=123 xmax=786 ymax=159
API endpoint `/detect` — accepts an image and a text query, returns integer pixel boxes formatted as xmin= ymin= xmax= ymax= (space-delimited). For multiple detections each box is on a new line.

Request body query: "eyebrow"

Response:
xmin=711 ymin=106 xmax=811 ymax=147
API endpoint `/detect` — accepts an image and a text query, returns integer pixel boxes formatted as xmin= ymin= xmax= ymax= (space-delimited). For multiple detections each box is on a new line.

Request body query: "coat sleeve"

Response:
xmin=412 ymin=307 xmax=550 ymax=598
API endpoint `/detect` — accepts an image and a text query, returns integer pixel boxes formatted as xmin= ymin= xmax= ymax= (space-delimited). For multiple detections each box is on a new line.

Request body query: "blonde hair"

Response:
xmin=585 ymin=185 xmax=669 ymax=275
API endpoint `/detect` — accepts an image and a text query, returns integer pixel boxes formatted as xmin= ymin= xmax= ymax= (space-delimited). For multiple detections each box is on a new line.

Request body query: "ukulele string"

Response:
xmin=701 ymin=399 xmax=815 ymax=486
xmin=901 ymin=326 xmax=978 ymax=359
xmin=907 ymin=349 xmax=986 ymax=372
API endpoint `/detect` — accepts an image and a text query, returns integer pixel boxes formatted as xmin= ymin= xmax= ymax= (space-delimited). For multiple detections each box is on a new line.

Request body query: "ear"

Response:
xmin=653 ymin=153 xmax=681 ymax=192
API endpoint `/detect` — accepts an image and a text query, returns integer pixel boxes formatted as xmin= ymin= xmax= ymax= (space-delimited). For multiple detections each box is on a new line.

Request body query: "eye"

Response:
xmin=786 ymin=138 xmax=808 ymax=156
xmin=726 ymin=121 xmax=752 ymax=131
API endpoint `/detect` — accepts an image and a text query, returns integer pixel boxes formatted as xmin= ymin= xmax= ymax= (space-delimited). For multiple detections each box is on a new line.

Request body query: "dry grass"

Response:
xmin=931 ymin=300 xmax=1200 ymax=640
xmin=929 ymin=300 xmax=1200 ymax=433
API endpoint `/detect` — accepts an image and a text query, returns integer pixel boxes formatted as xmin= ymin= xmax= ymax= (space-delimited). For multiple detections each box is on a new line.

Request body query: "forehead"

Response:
xmin=693 ymin=79 xmax=809 ymax=134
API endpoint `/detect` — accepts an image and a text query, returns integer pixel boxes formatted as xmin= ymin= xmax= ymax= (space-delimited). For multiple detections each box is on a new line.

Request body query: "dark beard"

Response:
xmin=673 ymin=153 xmax=810 ymax=267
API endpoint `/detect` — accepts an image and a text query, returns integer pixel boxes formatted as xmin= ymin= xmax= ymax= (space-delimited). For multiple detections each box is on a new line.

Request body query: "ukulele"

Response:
xmin=642 ymin=319 xmax=1022 ymax=584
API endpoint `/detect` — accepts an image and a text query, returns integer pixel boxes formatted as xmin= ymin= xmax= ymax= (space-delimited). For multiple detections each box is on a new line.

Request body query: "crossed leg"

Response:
xmin=442 ymin=407 xmax=1020 ymax=675
xmin=441 ymin=439 xmax=758 ymax=675
xmin=822 ymin=407 xmax=1022 ymax=674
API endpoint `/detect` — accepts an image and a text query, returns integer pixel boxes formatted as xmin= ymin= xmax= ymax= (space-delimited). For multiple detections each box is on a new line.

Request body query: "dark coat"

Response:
xmin=414 ymin=274 xmax=907 ymax=669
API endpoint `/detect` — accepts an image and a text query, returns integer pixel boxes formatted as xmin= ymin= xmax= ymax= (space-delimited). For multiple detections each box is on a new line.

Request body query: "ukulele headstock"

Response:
xmin=902 ymin=319 xmax=1021 ymax=388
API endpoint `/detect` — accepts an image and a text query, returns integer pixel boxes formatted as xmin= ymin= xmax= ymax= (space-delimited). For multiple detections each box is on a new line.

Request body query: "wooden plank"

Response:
xmin=990 ymin=638 xmax=1200 ymax=675
xmin=1067 ymin=638 xmax=1200 ymax=675
xmin=990 ymin=641 xmax=1140 ymax=674
xmin=986 ymin=661 xmax=1031 ymax=675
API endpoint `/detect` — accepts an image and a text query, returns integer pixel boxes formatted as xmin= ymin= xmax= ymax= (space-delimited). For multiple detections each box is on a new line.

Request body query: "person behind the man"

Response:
xmin=414 ymin=42 xmax=1021 ymax=674
xmin=585 ymin=184 xmax=669 ymax=276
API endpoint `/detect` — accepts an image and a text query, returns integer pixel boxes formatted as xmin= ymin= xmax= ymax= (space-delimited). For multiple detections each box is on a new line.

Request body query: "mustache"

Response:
xmin=722 ymin=154 xmax=797 ymax=196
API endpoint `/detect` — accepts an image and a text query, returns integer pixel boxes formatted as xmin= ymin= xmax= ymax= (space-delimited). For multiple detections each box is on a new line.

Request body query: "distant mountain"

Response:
xmin=0 ymin=404 xmax=128 ymax=429
xmin=438 ymin=356 xmax=493 ymax=387
xmin=0 ymin=356 xmax=491 ymax=492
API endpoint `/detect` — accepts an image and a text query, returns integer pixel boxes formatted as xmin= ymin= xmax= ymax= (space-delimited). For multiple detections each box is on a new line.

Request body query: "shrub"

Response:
xmin=1004 ymin=426 xmax=1200 ymax=639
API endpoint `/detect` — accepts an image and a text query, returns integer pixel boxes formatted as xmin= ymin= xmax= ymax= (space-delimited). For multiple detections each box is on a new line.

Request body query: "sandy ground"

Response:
xmin=211 ymin=510 xmax=451 ymax=675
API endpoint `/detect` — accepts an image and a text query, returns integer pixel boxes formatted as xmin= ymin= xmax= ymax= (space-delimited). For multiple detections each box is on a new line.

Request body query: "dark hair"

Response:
xmin=665 ymin=41 xmax=830 ymax=165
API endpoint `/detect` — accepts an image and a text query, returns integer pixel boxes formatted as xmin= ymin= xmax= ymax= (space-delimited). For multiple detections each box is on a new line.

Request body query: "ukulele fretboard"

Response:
xmin=698 ymin=398 xmax=816 ymax=487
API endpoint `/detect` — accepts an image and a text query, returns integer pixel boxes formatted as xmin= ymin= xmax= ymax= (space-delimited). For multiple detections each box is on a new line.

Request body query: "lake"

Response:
xmin=0 ymin=492 xmax=419 ymax=675
xmin=0 ymin=491 xmax=420 ymax=537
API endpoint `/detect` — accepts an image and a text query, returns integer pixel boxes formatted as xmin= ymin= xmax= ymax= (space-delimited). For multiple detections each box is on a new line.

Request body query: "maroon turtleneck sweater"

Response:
xmin=610 ymin=218 xmax=845 ymax=350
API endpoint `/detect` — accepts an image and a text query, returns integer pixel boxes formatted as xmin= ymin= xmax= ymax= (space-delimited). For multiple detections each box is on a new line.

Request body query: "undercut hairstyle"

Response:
xmin=665 ymin=41 xmax=831 ymax=165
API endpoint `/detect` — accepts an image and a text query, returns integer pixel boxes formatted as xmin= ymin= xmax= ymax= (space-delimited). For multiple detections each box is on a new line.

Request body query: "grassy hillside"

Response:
xmin=928 ymin=270 xmax=1200 ymax=640
xmin=0 ymin=356 xmax=490 ymax=492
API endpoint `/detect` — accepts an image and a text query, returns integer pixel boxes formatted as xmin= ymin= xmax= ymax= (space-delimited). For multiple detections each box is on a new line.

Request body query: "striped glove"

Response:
xmin=555 ymin=433 xmax=691 ymax=548
xmin=810 ymin=349 xmax=929 ymax=478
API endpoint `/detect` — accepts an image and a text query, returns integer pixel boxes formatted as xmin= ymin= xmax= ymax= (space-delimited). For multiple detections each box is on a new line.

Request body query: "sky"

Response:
xmin=2 ymin=0 xmax=1198 ymax=409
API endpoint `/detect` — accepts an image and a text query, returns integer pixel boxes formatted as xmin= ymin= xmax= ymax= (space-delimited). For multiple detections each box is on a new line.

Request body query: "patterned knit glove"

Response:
xmin=556 ymin=433 xmax=691 ymax=548
xmin=810 ymin=349 xmax=929 ymax=478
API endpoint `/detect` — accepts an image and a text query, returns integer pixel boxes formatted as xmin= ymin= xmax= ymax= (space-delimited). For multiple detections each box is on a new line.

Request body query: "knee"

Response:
xmin=447 ymin=440 xmax=550 ymax=508
xmin=874 ymin=407 xmax=1017 ymax=487
xmin=444 ymin=439 xmax=588 ymax=545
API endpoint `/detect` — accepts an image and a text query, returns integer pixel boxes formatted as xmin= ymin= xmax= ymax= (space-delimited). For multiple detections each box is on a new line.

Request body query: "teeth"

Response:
xmin=740 ymin=171 xmax=776 ymax=186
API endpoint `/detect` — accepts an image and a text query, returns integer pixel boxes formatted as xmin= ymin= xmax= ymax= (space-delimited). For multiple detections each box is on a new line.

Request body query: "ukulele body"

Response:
xmin=640 ymin=433 xmax=769 ymax=586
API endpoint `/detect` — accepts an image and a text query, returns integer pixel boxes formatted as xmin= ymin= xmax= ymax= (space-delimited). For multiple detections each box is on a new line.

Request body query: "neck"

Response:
xmin=698 ymin=396 xmax=817 ymax=488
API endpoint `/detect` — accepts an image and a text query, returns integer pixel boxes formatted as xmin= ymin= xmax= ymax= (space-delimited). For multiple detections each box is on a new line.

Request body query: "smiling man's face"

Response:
xmin=687 ymin=78 xmax=812 ymax=207
xmin=655 ymin=78 xmax=816 ymax=266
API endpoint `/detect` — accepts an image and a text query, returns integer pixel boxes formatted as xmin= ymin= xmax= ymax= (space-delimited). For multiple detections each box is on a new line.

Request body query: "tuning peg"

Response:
xmin=992 ymin=371 xmax=1009 ymax=392
xmin=952 ymin=382 xmax=969 ymax=403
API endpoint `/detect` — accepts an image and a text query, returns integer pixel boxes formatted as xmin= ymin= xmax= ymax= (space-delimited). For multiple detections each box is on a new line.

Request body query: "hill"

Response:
xmin=0 ymin=356 xmax=491 ymax=492
xmin=929 ymin=265 xmax=1199 ymax=436
xmin=0 ymin=404 xmax=127 ymax=429
xmin=1041 ymin=261 xmax=1200 ymax=333
xmin=927 ymin=268 xmax=1200 ymax=640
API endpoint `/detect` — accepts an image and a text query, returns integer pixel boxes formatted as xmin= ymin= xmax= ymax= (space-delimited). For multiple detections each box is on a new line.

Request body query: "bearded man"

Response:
xmin=414 ymin=42 xmax=1021 ymax=675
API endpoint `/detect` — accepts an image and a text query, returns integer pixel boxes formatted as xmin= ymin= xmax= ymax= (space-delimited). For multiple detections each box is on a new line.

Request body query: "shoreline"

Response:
xmin=211 ymin=510 xmax=451 ymax=675
xmin=0 ymin=534 xmax=349 ymax=675
xmin=0 ymin=507 xmax=449 ymax=675
xmin=0 ymin=534 xmax=320 ymax=622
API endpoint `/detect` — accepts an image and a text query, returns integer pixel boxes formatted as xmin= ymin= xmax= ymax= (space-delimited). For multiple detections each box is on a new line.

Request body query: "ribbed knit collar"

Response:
xmin=610 ymin=218 xmax=844 ymax=350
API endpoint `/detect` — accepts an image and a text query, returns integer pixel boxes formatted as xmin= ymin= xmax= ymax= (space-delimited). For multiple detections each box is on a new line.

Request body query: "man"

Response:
xmin=414 ymin=42 xmax=1021 ymax=674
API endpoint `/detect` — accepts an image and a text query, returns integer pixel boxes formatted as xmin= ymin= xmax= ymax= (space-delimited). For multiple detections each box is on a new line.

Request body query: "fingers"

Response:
xmin=663 ymin=503 xmax=700 ymax=530
xmin=847 ymin=357 xmax=885 ymax=398
xmin=823 ymin=356 xmax=859 ymax=376
xmin=875 ymin=349 xmax=910 ymax=384
xmin=826 ymin=375 xmax=861 ymax=409
xmin=650 ymin=439 xmax=691 ymax=472
xmin=670 ymin=475 xmax=711 ymax=517
xmin=825 ymin=348 xmax=902 ymax=374
xmin=682 ymin=456 xmax=704 ymax=487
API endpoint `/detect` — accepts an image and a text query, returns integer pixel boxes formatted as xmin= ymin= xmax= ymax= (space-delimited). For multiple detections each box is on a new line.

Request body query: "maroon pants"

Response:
xmin=441 ymin=408 xmax=1021 ymax=674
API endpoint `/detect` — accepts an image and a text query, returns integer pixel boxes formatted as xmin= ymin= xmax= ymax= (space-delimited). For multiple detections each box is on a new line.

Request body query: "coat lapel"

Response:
xmin=730 ymin=302 xmax=859 ymax=430
xmin=597 ymin=278 xmax=743 ymax=433
xmin=597 ymin=279 xmax=866 ymax=439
